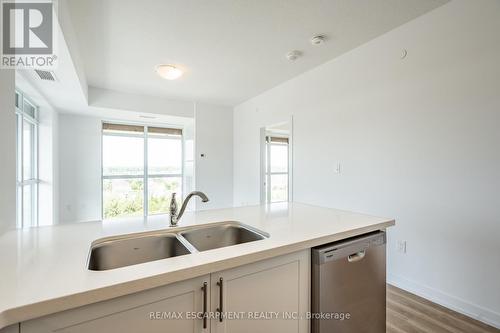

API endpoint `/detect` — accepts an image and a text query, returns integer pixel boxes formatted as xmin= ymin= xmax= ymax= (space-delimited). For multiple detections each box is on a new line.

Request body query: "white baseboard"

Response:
xmin=387 ymin=273 xmax=500 ymax=329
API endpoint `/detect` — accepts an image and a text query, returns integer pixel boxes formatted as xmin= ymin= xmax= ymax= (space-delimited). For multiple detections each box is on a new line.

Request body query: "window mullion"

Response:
xmin=20 ymin=115 xmax=24 ymax=228
xmin=267 ymin=138 xmax=271 ymax=203
xmin=144 ymin=126 xmax=148 ymax=217
xmin=286 ymin=142 xmax=289 ymax=202
xmin=35 ymin=115 xmax=39 ymax=227
xmin=147 ymin=174 xmax=183 ymax=178
xmin=102 ymin=175 xmax=144 ymax=180
xmin=23 ymin=115 xmax=38 ymax=125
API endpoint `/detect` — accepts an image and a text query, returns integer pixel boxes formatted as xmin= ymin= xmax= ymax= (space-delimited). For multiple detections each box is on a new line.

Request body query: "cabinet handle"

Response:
xmin=202 ymin=282 xmax=208 ymax=329
xmin=217 ymin=277 xmax=223 ymax=322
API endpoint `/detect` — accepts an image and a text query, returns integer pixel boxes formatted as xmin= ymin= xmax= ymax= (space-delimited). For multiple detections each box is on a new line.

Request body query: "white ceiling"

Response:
xmin=67 ymin=0 xmax=448 ymax=106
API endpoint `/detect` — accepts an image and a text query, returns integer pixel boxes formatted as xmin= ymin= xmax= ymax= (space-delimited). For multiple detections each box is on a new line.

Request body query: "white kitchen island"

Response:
xmin=0 ymin=202 xmax=394 ymax=332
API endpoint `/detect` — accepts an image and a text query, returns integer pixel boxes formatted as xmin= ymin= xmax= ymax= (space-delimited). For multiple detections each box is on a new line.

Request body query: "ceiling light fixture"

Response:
xmin=156 ymin=64 xmax=183 ymax=80
xmin=310 ymin=35 xmax=326 ymax=45
xmin=286 ymin=50 xmax=302 ymax=61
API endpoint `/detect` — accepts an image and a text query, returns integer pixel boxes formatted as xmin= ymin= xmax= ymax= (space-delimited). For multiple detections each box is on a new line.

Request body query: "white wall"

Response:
xmin=233 ymin=0 xmax=500 ymax=327
xmin=0 ymin=70 xmax=16 ymax=234
xmin=183 ymin=118 xmax=196 ymax=201
xmin=195 ymin=103 xmax=234 ymax=209
xmin=58 ymin=114 xmax=102 ymax=223
xmin=89 ymin=87 xmax=195 ymax=118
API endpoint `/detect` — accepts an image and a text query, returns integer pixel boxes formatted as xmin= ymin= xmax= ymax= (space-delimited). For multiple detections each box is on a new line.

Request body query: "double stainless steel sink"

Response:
xmin=88 ymin=222 xmax=269 ymax=271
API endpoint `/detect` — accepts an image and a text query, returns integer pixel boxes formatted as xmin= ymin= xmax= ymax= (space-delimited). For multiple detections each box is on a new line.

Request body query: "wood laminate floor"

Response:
xmin=387 ymin=285 xmax=499 ymax=333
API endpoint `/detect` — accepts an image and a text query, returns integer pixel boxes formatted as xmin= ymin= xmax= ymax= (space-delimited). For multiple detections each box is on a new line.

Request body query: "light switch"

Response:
xmin=335 ymin=163 xmax=341 ymax=174
xmin=397 ymin=240 xmax=407 ymax=254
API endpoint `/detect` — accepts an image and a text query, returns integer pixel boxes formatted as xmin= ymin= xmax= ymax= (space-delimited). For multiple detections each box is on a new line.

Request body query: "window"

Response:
xmin=264 ymin=136 xmax=289 ymax=203
xmin=15 ymin=90 xmax=39 ymax=228
xmin=147 ymin=127 xmax=183 ymax=215
xmin=102 ymin=123 xmax=183 ymax=219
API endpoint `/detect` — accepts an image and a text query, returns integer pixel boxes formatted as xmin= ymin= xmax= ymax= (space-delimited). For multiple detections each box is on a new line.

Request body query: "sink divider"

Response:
xmin=176 ymin=234 xmax=199 ymax=254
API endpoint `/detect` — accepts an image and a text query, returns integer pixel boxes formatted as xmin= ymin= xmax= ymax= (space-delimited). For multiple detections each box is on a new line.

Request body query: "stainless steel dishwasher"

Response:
xmin=311 ymin=231 xmax=386 ymax=333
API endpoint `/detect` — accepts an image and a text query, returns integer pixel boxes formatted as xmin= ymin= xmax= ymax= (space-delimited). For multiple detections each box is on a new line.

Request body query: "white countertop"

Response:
xmin=0 ymin=202 xmax=394 ymax=329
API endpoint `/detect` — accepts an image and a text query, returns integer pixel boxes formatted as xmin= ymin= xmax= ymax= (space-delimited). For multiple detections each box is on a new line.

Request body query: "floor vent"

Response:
xmin=34 ymin=69 xmax=57 ymax=81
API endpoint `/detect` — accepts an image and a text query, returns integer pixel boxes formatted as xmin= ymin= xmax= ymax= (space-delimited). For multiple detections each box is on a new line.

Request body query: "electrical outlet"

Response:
xmin=397 ymin=240 xmax=407 ymax=254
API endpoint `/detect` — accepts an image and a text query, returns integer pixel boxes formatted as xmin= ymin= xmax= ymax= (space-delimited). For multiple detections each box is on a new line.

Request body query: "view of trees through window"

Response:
xmin=102 ymin=124 xmax=183 ymax=219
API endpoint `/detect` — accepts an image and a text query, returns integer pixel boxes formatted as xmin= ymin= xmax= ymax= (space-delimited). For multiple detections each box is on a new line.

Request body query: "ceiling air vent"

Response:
xmin=34 ymin=69 xmax=57 ymax=82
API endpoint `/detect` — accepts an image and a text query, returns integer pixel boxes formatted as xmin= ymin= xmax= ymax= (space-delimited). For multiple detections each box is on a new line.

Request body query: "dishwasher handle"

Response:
xmin=313 ymin=231 xmax=386 ymax=265
xmin=347 ymin=250 xmax=366 ymax=263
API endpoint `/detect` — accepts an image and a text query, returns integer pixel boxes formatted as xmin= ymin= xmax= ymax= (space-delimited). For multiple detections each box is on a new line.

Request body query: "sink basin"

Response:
xmin=88 ymin=233 xmax=190 ymax=271
xmin=179 ymin=222 xmax=267 ymax=252
xmin=87 ymin=222 xmax=269 ymax=271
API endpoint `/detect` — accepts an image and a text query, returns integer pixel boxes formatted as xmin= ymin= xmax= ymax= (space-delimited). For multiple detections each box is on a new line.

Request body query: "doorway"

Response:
xmin=260 ymin=120 xmax=293 ymax=204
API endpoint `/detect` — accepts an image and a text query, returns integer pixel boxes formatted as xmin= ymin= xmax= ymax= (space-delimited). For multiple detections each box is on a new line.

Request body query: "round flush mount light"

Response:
xmin=155 ymin=64 xmax=183 ymax=80
xmin=286 ymin=50 xmax=302 ymax=61
xmin=310 ymin=35 xmax=326 ymax=46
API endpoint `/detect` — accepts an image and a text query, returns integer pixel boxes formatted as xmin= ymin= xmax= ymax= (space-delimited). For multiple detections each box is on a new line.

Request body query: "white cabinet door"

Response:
xmin=211 ymin=250 xmax=310 ymax=333
xmin=22 ymin=274 xmax=210 ymax=333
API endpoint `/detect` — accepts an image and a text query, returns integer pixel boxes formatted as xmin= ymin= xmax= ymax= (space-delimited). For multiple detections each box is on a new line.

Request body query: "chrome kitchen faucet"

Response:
xmin=169 ymin=191 xmax=209 ymax=227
